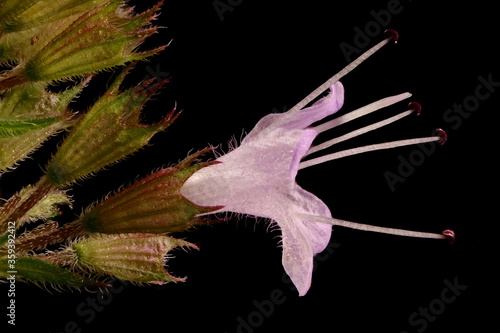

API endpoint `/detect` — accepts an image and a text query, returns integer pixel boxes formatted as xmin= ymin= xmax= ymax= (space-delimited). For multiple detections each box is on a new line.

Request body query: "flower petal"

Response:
xmin=279 ymin=185 xmax=332 ymax=296
xmin=243 ymin=82 xmax=344 ymax=144
xmin=290 ymin=128 xmax=317 ymax=179
xmin=181 ymin=82 xmax=343 ymax=296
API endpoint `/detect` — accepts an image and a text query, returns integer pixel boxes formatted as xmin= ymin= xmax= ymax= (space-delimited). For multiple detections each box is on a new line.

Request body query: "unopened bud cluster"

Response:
xmin=0 ymin=1 xmax=214 ymax=288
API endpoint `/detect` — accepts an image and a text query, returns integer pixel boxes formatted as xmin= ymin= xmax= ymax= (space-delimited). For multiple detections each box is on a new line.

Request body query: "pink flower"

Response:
xmin=182 ymin=82 xmax=344 ymax=296
xmin=181 ymin=31 xmax=454 ymax=296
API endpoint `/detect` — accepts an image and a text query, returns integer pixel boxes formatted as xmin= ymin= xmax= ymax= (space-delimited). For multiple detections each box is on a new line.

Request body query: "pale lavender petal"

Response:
xmin=279 ymin=213 xmax=316 ymax=296
xmin=181 ymin=132 xmax=301 ymax=216
xmin=180 ymin=81 xmax=344 ymax=296
xmin=279 ymin=185 xmax=332 ymax=296
xmin=243 ymin=82 xmax=344 ymax=143
xmin=290 ymin=129 xmax=317 ymax=179
xmin=282 ymin=81 xmax=345 ymax=130
xmin=292 ymin=185 xmax=332 ymax=254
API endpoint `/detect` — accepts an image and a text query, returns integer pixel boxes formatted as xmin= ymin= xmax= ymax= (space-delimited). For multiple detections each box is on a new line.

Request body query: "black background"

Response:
xmin=2 ymin=0 xmax=497 ymax=332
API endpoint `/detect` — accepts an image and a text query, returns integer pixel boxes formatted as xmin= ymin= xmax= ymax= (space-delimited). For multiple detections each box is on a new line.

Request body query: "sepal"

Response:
xmin=80 ymin=150 xmax=222 ymax=234
xmin=45 ymin=67 xmax=176 ymax=185
xmin=72 ymin=233 xmax=196 ymax=284
xmin=0 ymin=78 xmax=89 ymax=174
xmin=0 ymin=0 xmax=110 ymax=34
xmin=0 ymin=1 xmax=165 ymax=89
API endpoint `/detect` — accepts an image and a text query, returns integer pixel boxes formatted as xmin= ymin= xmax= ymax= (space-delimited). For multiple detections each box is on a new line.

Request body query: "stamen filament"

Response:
xmin=312 ymin=92 xmax=412 ymax=133
xmin=307 ymin=109 xmax=414 ymax=156
xmin=300 ymin=214 xmax=451 ymax=241
xmin=299 ymin=136 xmax=440 ymax=170
xmin=289 ymin=33 xmax=396 ymax=114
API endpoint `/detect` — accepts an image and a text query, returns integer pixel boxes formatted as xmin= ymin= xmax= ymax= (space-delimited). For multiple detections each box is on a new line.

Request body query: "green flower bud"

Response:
xmin=0 ymin=0 xmax=109 ymax=34
xmin=0 ymin=1 xmax=165 ymax=89
xmin=72 ymin=233 xmax=196 ymax=284
xmin=0 ymin=18 xmax=75 ymax=64
xmin=24 ymin=190 xmax=71 ymax=222
xmin=0 ymin=178 xmax=63 ymax=234
xmin=0 ymin=118 xmax=68 ymax=173
xmin=80 ymin=150 xmax=222 ymax=234
xmin=45 ymin=67 xmax=176 ymax=186
xmin=0 ymin=79 xmax=88 ymax=174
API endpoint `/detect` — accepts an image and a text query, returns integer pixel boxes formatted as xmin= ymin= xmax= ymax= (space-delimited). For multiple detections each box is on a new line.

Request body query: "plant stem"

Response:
xmin=16 ymin=220 xmax=84 ymax=253
xmin=0 ymin=73 xmax=25 ymax=91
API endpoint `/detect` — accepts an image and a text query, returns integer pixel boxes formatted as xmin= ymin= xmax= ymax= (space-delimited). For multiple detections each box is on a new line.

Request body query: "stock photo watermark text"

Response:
xmin=213 ymin=0 xmax=244 ymax=22
xmin=339 ymin=0 xmax=413 ymax=63
xmin=5 ymin=221 xmax=16 ymax=326
xmin=400 ymin=276 xmax=467 ymax=333
xmin=50 ymin=279 xmax=129 ymax=333
xmin=226 ymin=241 xmax=340 ymax=333
xmin=384 ymin=73 xmax=499 ymax=192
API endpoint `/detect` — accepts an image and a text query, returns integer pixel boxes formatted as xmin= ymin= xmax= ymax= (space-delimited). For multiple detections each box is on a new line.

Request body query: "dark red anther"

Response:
xmin=434 ymin=128 xmax=448 ymax=145
xmin=384 ymin=29 xmax=399 ymax=43
xmin=442 ymin=229 xmax=455 ymax=245
xmin=408 ymin=102 xmax=422 ymax=116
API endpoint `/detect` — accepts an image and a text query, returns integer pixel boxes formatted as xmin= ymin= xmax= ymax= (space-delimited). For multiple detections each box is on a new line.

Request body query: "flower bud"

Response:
xmin=0 ymin=1 xmax=165 ymax=89
xmin=0 ymin=0 xmax=109 ymax=34
xmin=45 ymin=67 xmax=176 ymax=186
xmin=72 ymin=233 xmax=196 ymax=284
xmin=0 ymin=79 xmax=88 ymax=174
xmin=24 ymin=190 xmax=71 ymax=222
xmin=0 ymin=117 xmax=68 ymax=173
xmin=80 ymin=150 xmax=222 ymax=234
xmin=0 ymin=177 xmax=64 ymax=234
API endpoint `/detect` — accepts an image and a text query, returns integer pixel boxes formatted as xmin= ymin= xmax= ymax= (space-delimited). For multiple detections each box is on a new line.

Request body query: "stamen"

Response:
xmin=312 ymin=92 xmax=412 ymax=134
xmin=307 ymin=102 xmax=419 ymax=156
xmin=384 ymin=29 xmax=400 ymax=43
xmin=289 ymin=30 xmax=399 ymax=114
xmin=435 ymin=128 xmax=448 ymax=145
xmin=299 ymin=134 xmax=444 ymax=170
xmin=408 ymin=101 xmax=422 ymax=116
xmin=300 ymin=214 xmax=454 ymax=242
xmin=441 ymin=229 xmax=456 ymax=244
